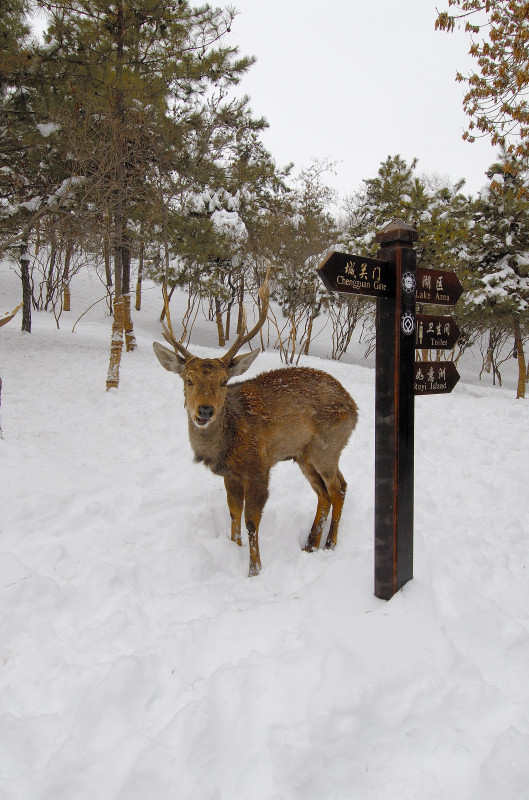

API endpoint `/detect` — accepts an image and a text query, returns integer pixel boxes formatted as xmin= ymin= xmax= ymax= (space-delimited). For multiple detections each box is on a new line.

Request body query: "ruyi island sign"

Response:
xmin=414 ymin=361 xmax=460 ymax=395
xmin=317 ymin=219 xmax=464 ymax=600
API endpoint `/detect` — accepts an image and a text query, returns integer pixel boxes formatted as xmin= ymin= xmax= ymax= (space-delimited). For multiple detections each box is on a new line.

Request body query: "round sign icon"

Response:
xmin=401 ymin=311 xmax=415 ymax=336
xmin=402 ymin=272 xmax=416 ymax=294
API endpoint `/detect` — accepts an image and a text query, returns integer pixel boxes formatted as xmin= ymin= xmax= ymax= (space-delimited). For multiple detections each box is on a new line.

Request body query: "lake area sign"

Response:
xmin=416 ymin=267 xmax=464 ymax=306
xmin=318 ymin=251 xmax=394 ymax=299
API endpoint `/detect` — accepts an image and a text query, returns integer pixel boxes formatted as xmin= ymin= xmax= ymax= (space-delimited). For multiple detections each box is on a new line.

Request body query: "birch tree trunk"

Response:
xmin=106 ymin=294 xmax=125 ymax=390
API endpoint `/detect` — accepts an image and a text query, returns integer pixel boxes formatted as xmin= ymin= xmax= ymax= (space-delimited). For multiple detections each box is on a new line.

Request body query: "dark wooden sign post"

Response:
xmin=318 ymin=219 xmax=463 ymax=600
xmin=373 ymin=221 xmax=417 ymax=600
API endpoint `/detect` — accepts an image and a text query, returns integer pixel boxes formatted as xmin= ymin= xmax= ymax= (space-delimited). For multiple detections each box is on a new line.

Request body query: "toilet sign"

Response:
xmin=416 ymin=314 xmax=460 ymax=351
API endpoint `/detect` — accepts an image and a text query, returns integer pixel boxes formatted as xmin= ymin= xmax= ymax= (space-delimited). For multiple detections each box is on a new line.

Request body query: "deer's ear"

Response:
xmin=227 ymin=348 xmax=260 ymax=378
xmin=153 ymin=341 xmax=186 ymax=374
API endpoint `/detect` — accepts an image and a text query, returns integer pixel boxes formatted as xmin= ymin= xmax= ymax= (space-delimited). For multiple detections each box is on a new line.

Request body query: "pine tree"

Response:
xmin=343 ymin=155 xmax=417 ymax=249
xmin=466 ymin=152 xmax=529 ymax=396
xmin=34 ymin=0 xmax=259 ymax=385
xmin=0 ymin=4 xmax=80 ymax=331
xmin=436 ymin=1 xmax=529 ymax=159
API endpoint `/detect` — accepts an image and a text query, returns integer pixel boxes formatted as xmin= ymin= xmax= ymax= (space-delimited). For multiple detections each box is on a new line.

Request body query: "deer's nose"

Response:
xmin=198 ymin=405 xmax=214 ymax=422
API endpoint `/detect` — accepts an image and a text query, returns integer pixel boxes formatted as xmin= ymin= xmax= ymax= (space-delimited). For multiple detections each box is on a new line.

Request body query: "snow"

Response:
xmin=36 ymin=122 xmax=60 ymax=138
xmin=1 ymin=264 xmax=528 ymax=799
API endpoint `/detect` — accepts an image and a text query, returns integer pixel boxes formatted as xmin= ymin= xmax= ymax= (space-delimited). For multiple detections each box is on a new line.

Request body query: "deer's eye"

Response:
xmin=220 ymin=379 xmax=228 ymax=387
xmin=186 ymin=379 xmax=194 ymax=387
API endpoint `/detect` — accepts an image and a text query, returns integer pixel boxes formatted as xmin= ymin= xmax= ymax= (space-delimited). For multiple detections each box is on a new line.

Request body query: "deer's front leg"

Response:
xmin=244 ymin=475 xmax=269 ymax=577
xmin=224 ymin=475 xmax=244 ymax=546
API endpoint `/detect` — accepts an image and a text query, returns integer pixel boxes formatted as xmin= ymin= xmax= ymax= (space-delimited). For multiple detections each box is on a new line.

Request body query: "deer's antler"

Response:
xmin=162 ymin=283 xmax=193 ymax=361
xmin=221 ymin=265 xmax=271 ymax=365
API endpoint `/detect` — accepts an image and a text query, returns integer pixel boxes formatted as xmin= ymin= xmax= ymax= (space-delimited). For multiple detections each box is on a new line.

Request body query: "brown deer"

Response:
xmin=153 ymin=275 xmax=358 ymax=576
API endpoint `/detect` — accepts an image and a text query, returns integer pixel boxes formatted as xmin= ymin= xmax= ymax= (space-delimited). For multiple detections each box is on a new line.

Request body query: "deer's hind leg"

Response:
xmin=298 ymin=460 xmax=332 ymax=552
xmin=323 ymin=469 xmax=347 ymax=550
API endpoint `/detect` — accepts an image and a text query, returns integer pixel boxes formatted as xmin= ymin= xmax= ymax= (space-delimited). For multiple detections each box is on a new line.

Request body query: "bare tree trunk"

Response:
xmin=20 ymin=241 xmax=31 ymax=333
xmin=44 ymin=243 xmax=57 ymax=311
xmin=225 ymin=304 xmax=231 ymax=341
xmin=215 ymin=298 xmax=225 ymax=346
xmin=484 ymin=331 xmax=493 ymax=374
xmin=514 ymin=319 xmax=526 ymax=399
xmin=106 ymin=293 xmax=124 ymax=390
xmin=303 ymin=309 xmax=314 ymax=356
xmin=121 ymin=237 xmax=137 ymax=352
xmin=123 ymin=292 xmax=136 ymax=352
xmin=135 ymin=236 xmax=144 ymax=311
xmin=103 ymin=231 xmax=113 ymax=314
xmin=62 ymin=244 xmax=73 ymax=312
xmin=236 ymin=278 xmax=244 ymax=334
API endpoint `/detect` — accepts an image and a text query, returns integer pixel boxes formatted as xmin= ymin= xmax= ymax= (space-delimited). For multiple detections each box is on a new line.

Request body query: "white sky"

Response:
xmin=228 ymin=0 xmax=497 ymax=201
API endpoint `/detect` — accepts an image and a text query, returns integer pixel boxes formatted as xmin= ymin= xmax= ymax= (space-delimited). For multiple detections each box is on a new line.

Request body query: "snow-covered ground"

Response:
xmin=1 ymin=263 xmax=528 ymax=800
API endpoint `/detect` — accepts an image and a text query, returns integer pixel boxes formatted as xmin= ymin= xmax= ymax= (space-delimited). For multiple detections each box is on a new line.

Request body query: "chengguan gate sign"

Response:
xmin=318 ymin=220 xmax=464 ymax=600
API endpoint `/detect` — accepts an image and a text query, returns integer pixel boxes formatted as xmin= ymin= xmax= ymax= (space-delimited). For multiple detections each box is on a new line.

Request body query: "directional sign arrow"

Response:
xmin=414 ymin=361 xmax=460 ymax=395
xmin=318 ymin=251 xmax=395 ymax=299
xmin=416 ymin=267 xmax=464 ymax=306
xmin=415 ymin=314 xmax=460 ymax=350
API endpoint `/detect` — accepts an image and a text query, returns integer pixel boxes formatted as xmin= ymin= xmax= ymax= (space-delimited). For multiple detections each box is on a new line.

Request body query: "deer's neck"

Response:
xmin=188 ymin=405 xmax=231 ymax=476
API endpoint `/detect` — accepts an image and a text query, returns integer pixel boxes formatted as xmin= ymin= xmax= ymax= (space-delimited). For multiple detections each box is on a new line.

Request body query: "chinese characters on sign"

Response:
xmin=317 ymin=252 xmax=394 ymax=299
xmin=416 ymin=267 xmax=464 ymax=306
xmin=416 ymin=314 xmax=460 ymax=350
xmin=414 ymin=361 xmax=460 ymax=395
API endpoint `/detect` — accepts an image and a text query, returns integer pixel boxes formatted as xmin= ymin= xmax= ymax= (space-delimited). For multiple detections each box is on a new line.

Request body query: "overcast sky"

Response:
xmin=228 ymin=0 xmax=497 ymax=201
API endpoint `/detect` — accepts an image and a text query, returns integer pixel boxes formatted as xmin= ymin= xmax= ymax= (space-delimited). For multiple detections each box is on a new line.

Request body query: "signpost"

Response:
xmin=318 ymin=220 xmax=464 ymax=600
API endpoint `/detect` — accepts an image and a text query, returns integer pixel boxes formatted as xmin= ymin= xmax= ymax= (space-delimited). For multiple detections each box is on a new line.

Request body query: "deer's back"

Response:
xmin=227 ymin=367 xmax=358 ymax=466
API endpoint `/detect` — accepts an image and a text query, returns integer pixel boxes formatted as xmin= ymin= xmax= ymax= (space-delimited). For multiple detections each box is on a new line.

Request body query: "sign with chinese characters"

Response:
xmin=416 ymin=267 xmax=463 ymax=306
xmin=416 ymin=314 xmax=460 ymax=350
xmin=414 ymin=361 xmax=460 ymax=395
xmin=318 ymin=252 xmax=394 ymax=299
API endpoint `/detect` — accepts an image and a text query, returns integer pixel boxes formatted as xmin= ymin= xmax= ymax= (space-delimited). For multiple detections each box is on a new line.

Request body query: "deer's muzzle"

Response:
xmin=196 ymin=405 xmax=215 ymax=427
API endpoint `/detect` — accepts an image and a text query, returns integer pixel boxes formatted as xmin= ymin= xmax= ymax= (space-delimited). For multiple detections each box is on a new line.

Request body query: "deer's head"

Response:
xmin=153 ymin=274 xmax=269 ymax=429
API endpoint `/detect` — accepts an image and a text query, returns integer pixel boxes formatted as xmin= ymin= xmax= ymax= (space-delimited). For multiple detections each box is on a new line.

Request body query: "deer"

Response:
xmin=152 ymin=273 xmax=358 ymax=577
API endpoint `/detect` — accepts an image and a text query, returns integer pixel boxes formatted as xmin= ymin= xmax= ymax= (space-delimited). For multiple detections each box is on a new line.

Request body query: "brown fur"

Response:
xmin=153 ymin=337 xmax=358 ymax=576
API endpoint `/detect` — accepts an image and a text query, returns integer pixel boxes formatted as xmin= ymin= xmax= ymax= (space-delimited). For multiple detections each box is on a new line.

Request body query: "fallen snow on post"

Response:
xmin=0 ymin=265 xmax=528 ymax=800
